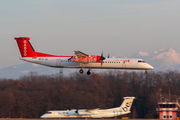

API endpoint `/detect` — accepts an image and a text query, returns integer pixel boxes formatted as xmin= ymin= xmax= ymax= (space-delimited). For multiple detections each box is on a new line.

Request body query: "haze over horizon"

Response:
xmin=1 ymin=0 xmax=180 ymax=68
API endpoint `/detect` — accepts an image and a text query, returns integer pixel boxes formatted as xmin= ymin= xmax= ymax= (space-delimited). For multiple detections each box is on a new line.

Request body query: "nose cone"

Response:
xmin=147 ymin=64 xmax=154 ymax=70
xmin=40 ymin=114 xmax=46 ymax=119
xmin=40 ymin=115 xmax=44 ymax=118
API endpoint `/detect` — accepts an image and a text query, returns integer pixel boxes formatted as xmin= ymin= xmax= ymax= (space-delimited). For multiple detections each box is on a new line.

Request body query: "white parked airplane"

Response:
xmin=40 ymin=97 xmax=135 ymax=119
xmin=14 ymin=37 xmax=153 ymax=75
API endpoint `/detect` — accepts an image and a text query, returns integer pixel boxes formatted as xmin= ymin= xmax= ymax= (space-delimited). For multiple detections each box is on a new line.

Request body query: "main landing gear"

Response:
xmin=87 ymin=70 xmax=91 ymax=75
xmin=79 ymin=69 xmax=91 ymax=75
xmin=79 ymin=69 xmax=84 ymax=74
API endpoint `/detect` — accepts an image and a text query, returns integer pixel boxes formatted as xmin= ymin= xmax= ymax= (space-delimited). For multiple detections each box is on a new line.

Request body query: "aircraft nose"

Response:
xmin=147 ymin=64 xmax=154 ymax=70
xmin=40 ymin=114 xmax=45 ymax=118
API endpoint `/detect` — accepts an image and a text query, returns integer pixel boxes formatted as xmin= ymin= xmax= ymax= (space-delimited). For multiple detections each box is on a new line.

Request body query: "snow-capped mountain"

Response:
xmin=129 ymin=47 xmax=180 ymax=71
xmin=1 ymin=47 xmax=180 ymax=79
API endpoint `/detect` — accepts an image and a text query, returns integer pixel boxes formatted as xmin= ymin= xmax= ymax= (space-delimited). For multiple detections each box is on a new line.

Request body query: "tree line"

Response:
xmin=0 ymin=70 xmax=180 ymax=118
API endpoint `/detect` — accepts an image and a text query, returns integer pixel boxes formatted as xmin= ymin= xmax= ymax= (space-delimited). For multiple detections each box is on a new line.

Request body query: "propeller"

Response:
xmin=75 ymin=109 xmax=78 ymax=113
xmin=107 ymin=54 xmax=110 ymax=58
xmin=100 ymin=52 xmax=106 ymax=66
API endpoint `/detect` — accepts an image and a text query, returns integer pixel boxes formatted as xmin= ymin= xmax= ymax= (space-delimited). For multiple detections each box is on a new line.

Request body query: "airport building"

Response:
xmin=156 ymin=102 xmax=180 ymax=119
xmin=156 ymin=90 xmax=180 ymax=119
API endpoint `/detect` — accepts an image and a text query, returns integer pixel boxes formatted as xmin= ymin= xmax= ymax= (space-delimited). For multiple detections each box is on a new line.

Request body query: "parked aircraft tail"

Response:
xmin=119 ymin=97 xmax=135 ymax=112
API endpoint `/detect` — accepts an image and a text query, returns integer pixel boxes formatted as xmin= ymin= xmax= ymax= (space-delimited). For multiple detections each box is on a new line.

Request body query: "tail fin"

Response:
xmin=119 ymin=97 xmax=135 ymax=112
xmin=14 ymin=37 xmax=37 ymax=57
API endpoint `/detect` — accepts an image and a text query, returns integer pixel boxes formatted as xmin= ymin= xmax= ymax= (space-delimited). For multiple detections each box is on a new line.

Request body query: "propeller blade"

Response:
xmin=100 ymin=52 xmax=105 ymax=66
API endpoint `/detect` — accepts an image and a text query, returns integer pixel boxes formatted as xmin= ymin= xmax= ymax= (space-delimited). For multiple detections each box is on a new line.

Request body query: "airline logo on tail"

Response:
xmin=121 ymin=101 xmax=132 ymax=112
xmin=23 ymin=40 xmax=27 ymax=56
xmin=119 ymin=97 xmax=135 ymax=113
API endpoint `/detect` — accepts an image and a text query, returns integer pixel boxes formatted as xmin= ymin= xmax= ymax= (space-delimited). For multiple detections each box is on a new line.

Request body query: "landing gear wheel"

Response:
xmin=87 ymin=71 xmax=91 ymax=75
xmin=144 ymin=70 xmax=147 ymax=74
xmin=79 ymin=69 xmax=84 ymax=74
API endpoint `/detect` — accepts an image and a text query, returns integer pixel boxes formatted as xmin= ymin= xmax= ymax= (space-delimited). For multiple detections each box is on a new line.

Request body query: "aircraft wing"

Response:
xmin=74 ymin=50 xmax=89 ymax=58
xmin=69 ymin=51 xmax=101 ymax=63
xmin=86 ymin=108 xmax=99 ymax=113
xmin=78 ymin=108 xmax=99 ymax=115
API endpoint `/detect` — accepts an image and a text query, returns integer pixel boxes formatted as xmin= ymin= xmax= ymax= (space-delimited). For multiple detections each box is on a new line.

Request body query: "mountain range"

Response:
xmin=1 ymin=47 xmax=180 ymax=79
xmin=130 ymin=47 xmax=180 ymax=71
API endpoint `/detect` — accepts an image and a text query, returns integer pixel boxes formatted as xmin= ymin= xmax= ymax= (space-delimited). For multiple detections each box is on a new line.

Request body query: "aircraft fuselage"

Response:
xmin=20 ymin=57 xmax=153 ymax=70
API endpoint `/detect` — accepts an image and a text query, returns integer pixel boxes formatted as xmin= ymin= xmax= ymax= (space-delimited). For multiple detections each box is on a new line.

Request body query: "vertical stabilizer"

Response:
xmin=14 ymin=37 xmax=37 ymax=57
xmin=119 ymin=97 xmax=135 ymax=112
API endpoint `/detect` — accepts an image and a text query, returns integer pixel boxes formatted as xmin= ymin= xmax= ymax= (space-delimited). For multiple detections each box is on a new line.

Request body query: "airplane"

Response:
xmin=40 ymin=97 xmax=135 ymax=119
xmin=14 ymin=37 xmax=154 ymax=75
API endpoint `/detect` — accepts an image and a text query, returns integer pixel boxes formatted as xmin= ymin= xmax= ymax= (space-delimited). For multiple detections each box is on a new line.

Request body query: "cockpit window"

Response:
xmin=138 ymin=60 xmax=145 ymax=63
xmin=46 ymin=112 xmax=52 ymax=114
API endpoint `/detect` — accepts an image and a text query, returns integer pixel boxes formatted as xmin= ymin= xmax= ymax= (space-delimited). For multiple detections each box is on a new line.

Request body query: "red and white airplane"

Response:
xmin=14 ymin=37 xmax=153 ymax=75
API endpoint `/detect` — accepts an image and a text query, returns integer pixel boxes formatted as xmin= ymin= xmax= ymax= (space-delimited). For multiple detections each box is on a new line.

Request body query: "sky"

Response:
xmin=1 ymin=0 xmax=180 ymax=68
